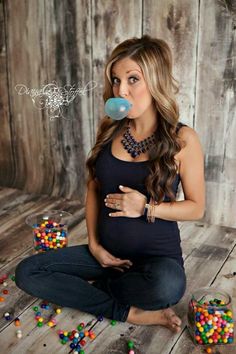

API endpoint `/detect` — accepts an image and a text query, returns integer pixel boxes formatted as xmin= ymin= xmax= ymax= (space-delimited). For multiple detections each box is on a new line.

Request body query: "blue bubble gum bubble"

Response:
xmin=104 ymin=98 xmax=132 ymax=120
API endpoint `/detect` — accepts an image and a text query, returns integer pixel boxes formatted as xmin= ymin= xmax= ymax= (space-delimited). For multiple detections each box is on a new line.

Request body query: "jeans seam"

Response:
xmin=44 ymin=262 xmax=102 ymax=270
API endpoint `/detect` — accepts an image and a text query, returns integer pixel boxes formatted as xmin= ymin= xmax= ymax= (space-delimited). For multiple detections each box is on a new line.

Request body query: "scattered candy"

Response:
xmin=14 ymin=318 xmax=21 ymax=326
xmin=0 ymin=296 xmax=5 ymax=302
xmin=41 ymin=300 xmax=50 ymax=310
xmin=205 ymin=348 xmax=212 ymax=353
xmin=110 ymin=319 xmax=117 ymax=326
xmin=77 ymin=322 xmax=85 ymax=331
xmin=127 ymin=340 xmax=134 ymax=349
xmin=0 ymin=274 xmax=8 ymax=283
xmin=16 ymin=329 xmax=22 ymax=339
xmin=4 ymin=312 xmax=12 ymax=321
xmin=66 ymin=316 xmax=104 ymax=353
xmin=47 ymin=318 xmax=57 ymax=327
xmin=127 ymin=339 xmax=135 ymax=353
xmin=89 ymin=331 xmax=96 ymax=340
xmin=32 ymin=300 xmax=57 ymax=327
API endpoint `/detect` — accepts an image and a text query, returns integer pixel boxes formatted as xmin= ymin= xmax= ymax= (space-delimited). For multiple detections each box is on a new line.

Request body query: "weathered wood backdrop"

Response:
xmin=0 ymin=0 xmax=235 ymax=227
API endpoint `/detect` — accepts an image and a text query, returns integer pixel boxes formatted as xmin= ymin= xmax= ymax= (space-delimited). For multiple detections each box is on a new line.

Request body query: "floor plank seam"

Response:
xmin=0 ymin=297 xmax=39 ymax=334
xmin=210 ymin=241 xmax=236 ymax=286
xmin=182 ymin=248 xmax=197 ymax=263
xmin=168 ymin=327 xmax=187 ymax=354
xmin=0 ymin=246 xmax=33 ymax=271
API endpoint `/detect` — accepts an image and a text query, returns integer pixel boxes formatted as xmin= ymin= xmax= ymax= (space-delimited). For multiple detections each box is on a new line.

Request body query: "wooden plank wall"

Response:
xmin=0 ymin=0 xmax=235 ymax=227
xmin=195 ymin=0 xmax=236 ymax=226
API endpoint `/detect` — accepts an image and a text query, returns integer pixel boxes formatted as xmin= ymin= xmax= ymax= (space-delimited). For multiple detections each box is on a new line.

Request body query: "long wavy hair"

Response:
xmin=86 ymin=35 xmax=186 ymax=204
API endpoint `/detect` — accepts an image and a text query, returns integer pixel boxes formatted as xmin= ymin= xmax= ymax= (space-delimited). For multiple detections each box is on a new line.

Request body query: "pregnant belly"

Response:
xmin=97 ymin=208 xmax=181 ymax=259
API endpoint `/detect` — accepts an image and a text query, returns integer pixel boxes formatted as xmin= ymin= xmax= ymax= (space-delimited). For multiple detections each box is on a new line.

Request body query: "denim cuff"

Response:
xmin=120 ymin=304 xmax=130 ymax=322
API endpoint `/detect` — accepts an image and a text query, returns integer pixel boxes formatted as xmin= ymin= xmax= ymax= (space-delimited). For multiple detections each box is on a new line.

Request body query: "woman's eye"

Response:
xmin=111 ymin=76 xmax=139 ymax=85
xmin=111 ymin=77 xmax=119 ymax=85
xmin=129 ymin=76 xmax=138 ymax=84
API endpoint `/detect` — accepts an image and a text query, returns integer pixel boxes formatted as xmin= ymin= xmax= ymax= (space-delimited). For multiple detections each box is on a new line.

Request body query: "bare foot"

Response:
xmin=127 ymin=306 xmax=182 ymax=333
xmin=160 ymin=308 xmax=182 ymax=333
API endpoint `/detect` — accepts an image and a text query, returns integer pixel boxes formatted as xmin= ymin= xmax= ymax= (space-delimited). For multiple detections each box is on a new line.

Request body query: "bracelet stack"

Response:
xmin=143 ymin=197 xmax=156 ymax=223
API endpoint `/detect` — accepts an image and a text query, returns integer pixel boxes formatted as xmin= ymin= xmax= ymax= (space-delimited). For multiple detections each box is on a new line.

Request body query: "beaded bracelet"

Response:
xmin=148 ymin=198 xmax=156 ymax=223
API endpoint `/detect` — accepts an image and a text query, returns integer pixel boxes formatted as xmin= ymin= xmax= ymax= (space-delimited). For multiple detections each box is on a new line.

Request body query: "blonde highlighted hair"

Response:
xmin=86 ymin=34 xmax=186 ymax=203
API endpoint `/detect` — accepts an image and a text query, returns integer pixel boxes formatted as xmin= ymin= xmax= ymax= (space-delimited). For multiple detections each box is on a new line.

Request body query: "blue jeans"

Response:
xmin=15 ymin=244 xmax=186 ymax=322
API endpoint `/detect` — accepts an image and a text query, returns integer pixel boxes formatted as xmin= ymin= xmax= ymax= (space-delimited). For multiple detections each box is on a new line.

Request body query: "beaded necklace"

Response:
xmin=121 ymin=119 xmax=156 ymax=158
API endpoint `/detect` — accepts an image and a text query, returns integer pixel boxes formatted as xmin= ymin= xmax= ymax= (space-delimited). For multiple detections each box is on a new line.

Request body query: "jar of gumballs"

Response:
xmin=26 ymin=210 xmax=72 ymax=253
xmin=187 ymin=287 xmax=234 ymax=347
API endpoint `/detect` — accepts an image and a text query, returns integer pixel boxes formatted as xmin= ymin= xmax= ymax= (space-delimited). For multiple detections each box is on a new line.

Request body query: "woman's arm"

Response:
xmin=153 ymin=126 xmax=205 ymax=221
xmin=85 ymin=178 xmax=133 ymax=270
xmin=85 ymin=178 xmax=101 ymax=249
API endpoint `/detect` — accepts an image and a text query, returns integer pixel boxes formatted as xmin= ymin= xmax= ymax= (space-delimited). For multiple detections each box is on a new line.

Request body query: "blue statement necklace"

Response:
xmin=121 ymin=119 xmax=156 ymax=158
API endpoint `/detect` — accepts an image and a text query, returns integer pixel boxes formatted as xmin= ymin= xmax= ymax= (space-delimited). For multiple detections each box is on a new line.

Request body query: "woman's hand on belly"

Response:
xmin=104 ymin=185 xmax=147 ymax=218
xmin=89 ymin=243 xmax=133 ymax=272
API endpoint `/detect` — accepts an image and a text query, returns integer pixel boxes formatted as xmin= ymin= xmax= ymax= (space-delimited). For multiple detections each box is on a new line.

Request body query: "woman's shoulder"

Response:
xmin=177 ymin=122 xmax=200 ymax=141
xmin=176 ymin=122 xmax=203 ymax=157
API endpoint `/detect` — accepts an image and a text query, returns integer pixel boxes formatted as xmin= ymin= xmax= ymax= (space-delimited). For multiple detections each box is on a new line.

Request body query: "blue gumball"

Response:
xmin=104 ymin=98 xmax=132 ymax=120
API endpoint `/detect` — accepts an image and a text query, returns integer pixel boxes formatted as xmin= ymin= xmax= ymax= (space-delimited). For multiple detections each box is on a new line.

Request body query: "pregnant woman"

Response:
xmin=15 ymin=35 xmax=205 ymax=333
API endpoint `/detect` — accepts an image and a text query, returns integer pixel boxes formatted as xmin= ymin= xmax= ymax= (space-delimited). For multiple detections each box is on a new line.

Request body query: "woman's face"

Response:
xmin=111 ymin=57 xmax=155 ymax=119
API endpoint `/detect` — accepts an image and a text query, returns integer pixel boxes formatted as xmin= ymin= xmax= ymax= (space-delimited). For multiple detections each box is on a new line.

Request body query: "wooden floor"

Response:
xmin=0 ymin=187 xmax=235 ymax=354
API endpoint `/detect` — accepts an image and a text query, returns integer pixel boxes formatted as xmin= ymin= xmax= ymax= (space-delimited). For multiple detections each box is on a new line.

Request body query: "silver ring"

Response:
xmin=115 ymin=203 xmax=120 ymax=209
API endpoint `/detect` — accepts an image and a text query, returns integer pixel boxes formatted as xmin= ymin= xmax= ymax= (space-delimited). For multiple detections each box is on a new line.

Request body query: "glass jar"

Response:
xmin=187 ymin=287 xmax=234 ymax=346
xmin=26 ymin=210 xmax=72 ymax=253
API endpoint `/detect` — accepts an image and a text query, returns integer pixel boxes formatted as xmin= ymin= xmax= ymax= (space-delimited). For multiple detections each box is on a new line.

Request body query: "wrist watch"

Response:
xmin=143 ymin=203 xmax=150 ymax=217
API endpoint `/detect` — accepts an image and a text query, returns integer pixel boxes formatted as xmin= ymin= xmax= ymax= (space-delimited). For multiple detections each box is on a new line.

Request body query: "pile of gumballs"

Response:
xmin=32 ymin=300 xmax=61 ymax=328
xmin=32 ymin=303 xmax=104 ymax=354
xmin=58 ymin=323 xmax=95 ymax=354
xmin=53 ymin=315 xmax=108 ymax=354
xmin=32 ymin=217 xmax=68 ymax=252
xmin=188 ymin=297 xmax=234 ymax=345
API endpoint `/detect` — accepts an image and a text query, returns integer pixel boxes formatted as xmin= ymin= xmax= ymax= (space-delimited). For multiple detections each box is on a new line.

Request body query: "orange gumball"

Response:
xmin=205 ymin=348 xmax=212 ymax=354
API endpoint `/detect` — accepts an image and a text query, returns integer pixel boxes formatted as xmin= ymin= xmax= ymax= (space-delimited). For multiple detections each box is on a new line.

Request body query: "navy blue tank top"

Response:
xmin=95 ymin=125 xmax=185 ymax=267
